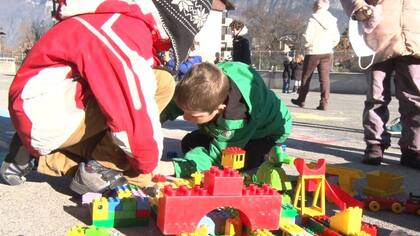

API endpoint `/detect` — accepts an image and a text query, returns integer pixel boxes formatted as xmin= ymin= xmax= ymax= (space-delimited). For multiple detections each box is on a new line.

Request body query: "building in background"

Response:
xmin=194 ymin=0 xmax=235 ymax=63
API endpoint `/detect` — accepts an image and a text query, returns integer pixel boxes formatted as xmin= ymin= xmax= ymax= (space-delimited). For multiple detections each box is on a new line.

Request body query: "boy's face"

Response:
xmin=182 ymin=104 xmax=226 ymax=124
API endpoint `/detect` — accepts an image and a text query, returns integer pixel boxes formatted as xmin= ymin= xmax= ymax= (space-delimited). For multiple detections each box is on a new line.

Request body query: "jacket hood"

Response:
xmin=311 ymin=9 xmax=337 ymax=30
xmin=57 ymin=0 xmax=213 ymax=69
xmin=235 ymin=25 xmax=248 ymax=37
xmin=57 ymin=0 xmax=169 ymax=41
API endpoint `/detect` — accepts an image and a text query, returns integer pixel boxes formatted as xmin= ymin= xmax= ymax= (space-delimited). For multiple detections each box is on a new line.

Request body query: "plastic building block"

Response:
xmin=252 ymin=228 xmax=275 ymax=236
xmin=364 ymin=196 xmax=405 ymax=214
xmin=361 ymin=223 xmax=378 ymax=236
xmin=198 ymin=215 xmax=216 ymax=235
xmin=177 ymin=225 xmax=208 ymax=236
xmin=221 ymin=146 xmax=246 ymax=170
xmin=92 ymin=198 xmax=110 ymax=221
xmin=91 ymin=186 xmax=150 ymax=228
xmin=157 ymin=167 xmax=281 ymax=235
xmin=256 ymin=160 xmax=292 ymax=192
xmin=405 ymin=193 xmax=420 ymax=216
xmin=308 ymin=163 xmax=365 ymax=196
xmin=325 ymin=181 xmax=364 ymax=210
xmin=279 ymin=222 xmax=308 ymax=236
xmin=293 ymin=158 xmax=326 ymax=217
xmin=116 ymin=185 xmax=133 ymax=199
xmin=203 ymin=167 xmax=243 ymax=196
xmin=152 ymin=174 xmax=167 ymax=183
xmin=82 ymin=192 xmax=102 ymax=206
xmin=67 ymin=225 xmax=110 ymax=236
xmin=280 ymin=204 xmax=299 ymax=227
xmin=363 ymin=171 xmax=404 ymax=197
xmin=225 ymin=216 xmax=242 ymax=236
xmin=329 ymin=207 xmax=362 ymax=235
xmin=207 ymin=208 xmax=234 ymax=234
xmin=191 ymin=172 xmax=204 ymax=186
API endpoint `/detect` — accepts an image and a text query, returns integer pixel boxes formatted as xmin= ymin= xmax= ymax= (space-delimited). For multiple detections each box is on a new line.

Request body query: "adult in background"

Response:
xmin=282 ymin=56 xmax=293 ymax=93
xmin=0 ymin=0 xmax=213 ymax=193
xmin=340 ymin=0 xmax=420 ymax=169
xmin=229 ymin=19 xmax=251 ymax=65
xmin=291 ymin=0 xmax=340 ymax=110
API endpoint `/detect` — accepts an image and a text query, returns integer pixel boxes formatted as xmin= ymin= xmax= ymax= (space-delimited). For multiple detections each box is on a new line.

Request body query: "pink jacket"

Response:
xmin=9 ymin=0 xmax=170 ymax=173
xmin=340 ymin=0 xmax=420 ymax=63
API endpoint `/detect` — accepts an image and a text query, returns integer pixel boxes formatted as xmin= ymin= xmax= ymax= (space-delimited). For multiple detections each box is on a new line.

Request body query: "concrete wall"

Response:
xmin=0 ymin=57 xmax=16 ymax=75
xmin=258 ymin=70 xmax=395 ymax=95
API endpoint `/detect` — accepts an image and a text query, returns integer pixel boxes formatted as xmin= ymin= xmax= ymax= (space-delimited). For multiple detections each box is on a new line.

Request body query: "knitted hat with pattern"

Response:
xmin=152 ymin=0 xmax=213 ymax=69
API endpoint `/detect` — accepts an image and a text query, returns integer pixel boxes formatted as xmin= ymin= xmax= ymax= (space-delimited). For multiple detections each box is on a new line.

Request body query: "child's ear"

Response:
xmin=217 ymin=104 xmax=226 ymax=111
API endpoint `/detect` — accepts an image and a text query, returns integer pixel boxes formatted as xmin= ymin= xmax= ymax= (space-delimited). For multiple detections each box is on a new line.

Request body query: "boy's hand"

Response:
xmin=352 ymin=5 xmax=373 ymax=21
xmin=153 ymin=160 xmax=176 ymax=176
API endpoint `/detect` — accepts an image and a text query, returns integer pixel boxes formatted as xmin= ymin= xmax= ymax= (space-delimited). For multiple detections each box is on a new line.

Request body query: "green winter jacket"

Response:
xmin=170 ymin=62 xmax=292 ymax=177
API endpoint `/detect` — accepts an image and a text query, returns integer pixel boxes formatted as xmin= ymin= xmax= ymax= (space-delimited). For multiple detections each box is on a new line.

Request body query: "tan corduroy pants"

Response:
xmin=37 ymin=69 xmax=175 ymax=186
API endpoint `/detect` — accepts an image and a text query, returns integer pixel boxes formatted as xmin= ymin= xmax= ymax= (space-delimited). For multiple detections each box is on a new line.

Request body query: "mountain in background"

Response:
xmin=0 ymin=0 xmax=350 ymax=49
xmin=0 ymin=0 xmax=53 ymax=48
xmin=229 ymin=0 xmax=349 ymax=33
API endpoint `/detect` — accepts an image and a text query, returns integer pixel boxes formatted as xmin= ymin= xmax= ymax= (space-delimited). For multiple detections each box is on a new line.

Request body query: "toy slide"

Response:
xmin=325 ymin=181 xmax=364 ymax=210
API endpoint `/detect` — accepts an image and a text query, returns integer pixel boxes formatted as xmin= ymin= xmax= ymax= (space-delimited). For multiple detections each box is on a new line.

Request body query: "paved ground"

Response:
xmin=0 ymin=74 xmax=419 ymax=236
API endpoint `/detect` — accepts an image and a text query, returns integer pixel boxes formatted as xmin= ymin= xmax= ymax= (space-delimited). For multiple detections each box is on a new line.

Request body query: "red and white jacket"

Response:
xmin=9 ymin=0 xmax=171 ymax=173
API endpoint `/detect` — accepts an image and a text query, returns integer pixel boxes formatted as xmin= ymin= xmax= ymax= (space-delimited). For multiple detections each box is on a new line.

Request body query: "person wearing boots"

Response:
xmin=0 ymin=0 xmax=214 ymax=194
xmin=340 ymin=0 xmax=420 ymax=169
xmin=291 ymin=0 xmax=340 ymax=110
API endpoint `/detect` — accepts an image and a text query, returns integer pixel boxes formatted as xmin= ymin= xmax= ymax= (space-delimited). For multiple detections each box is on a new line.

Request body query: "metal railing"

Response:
xmin=250 ymin=50 xmax=361 ymax=73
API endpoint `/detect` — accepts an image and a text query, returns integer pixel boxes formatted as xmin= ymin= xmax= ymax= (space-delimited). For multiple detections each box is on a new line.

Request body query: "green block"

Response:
xmin=115 ymin=198 xmax=136 ymax=219
xmin=281 ymin=204 xmax=298 ymax=219
xmin=92 ymin=219 xmax=114 ymax=228
xmin=115 ymin=218 xmax=149 ymax=227
xmin=85 ymin=226 xmax=111 ymax=236
xmin=256 ymin=161 xmax=292 ymax=191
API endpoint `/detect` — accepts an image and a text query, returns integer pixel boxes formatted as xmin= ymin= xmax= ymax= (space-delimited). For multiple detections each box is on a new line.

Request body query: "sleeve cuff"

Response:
xmin=173 ymin=159 xmax=197 ymax=178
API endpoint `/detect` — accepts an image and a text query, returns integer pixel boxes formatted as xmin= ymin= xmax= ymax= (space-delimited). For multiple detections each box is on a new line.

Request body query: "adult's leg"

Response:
xmin=394 ymin=56 xmax=420 ymax=168
xmin=154 ymin=69 xmax=176 ymax=113
xmin=317 ymin=54 xmax=333 ymax=108
xmin=295 ymin=55 xmax=320 ymax=104
xmin=362 ymin=58 xmax=393 ymax=164
xmin=0 ymin=133 xmax=34 ymax=185
xmin=38 ymin=69 xmax=175 ymax=179
xmin=243 ymin=137 xmax=276 ymax=171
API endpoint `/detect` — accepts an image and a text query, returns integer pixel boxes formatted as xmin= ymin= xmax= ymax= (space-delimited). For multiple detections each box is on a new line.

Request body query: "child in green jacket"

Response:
xmin=155 ymin=62 xmax=292 ymax=177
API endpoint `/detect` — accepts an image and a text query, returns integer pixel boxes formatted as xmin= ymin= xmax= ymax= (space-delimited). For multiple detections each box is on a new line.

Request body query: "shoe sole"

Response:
xmin=70 ymin=178 xmax=97 ymax=195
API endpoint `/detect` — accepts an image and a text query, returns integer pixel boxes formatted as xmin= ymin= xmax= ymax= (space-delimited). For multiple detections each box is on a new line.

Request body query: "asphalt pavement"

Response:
xmin=0 ymin=74 xmax=419 ymax=236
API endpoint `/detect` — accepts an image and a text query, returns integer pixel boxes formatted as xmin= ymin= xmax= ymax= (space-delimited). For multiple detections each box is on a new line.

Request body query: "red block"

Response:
xmin=204 ymin=167 xmax=243 ymax=196
xmin=157 ymin=183 xmax=281 ymax=235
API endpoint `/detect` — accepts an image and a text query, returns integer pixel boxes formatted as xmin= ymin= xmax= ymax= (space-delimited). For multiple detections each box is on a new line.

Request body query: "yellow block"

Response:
xmin=92 ymin=197 xmax=109 ymax=221
xmin=330 ymin=207 xmax=362 ymax=235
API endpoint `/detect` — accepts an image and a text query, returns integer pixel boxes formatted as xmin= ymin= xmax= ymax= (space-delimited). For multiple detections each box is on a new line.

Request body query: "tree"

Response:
xmin=238 ymin=0 xmax=307 ymax=69
xmin=18 ymin=18 xmax=52 ymax=56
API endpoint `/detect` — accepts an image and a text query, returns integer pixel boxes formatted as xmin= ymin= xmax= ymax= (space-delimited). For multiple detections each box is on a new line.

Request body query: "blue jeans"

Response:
xmin=283 ymin=77 xmax=290 ymax=93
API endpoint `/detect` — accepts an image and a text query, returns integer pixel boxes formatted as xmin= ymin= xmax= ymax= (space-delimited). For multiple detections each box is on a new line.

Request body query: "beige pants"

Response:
xmin=37 ymin=69 xmax=175 ymax=186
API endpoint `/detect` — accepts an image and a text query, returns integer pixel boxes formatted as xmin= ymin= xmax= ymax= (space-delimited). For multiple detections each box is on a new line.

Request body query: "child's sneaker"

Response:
xmin=0 ymin=134 xmax=34 ymax=186
xmin=386 ymin=117 xmax=401 ymax=135
xmin=70 ymin=160 xmax=128 ymax=195
xmin=0 ymin=159 xmax=34 ymax=186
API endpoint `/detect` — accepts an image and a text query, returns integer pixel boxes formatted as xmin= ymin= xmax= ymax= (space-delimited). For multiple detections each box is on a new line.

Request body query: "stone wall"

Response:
xmin=258 ymin=70 xmax=396 ymax=95
xmin=0 ymin=57 xmax=16 ymax=75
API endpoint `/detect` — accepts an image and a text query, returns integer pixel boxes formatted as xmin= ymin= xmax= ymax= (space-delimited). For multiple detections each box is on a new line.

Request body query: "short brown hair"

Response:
xmin=175 ymin=62 xmax=230 ymax=112
xmin=229 ymin=20 xmax=244 ymax=30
